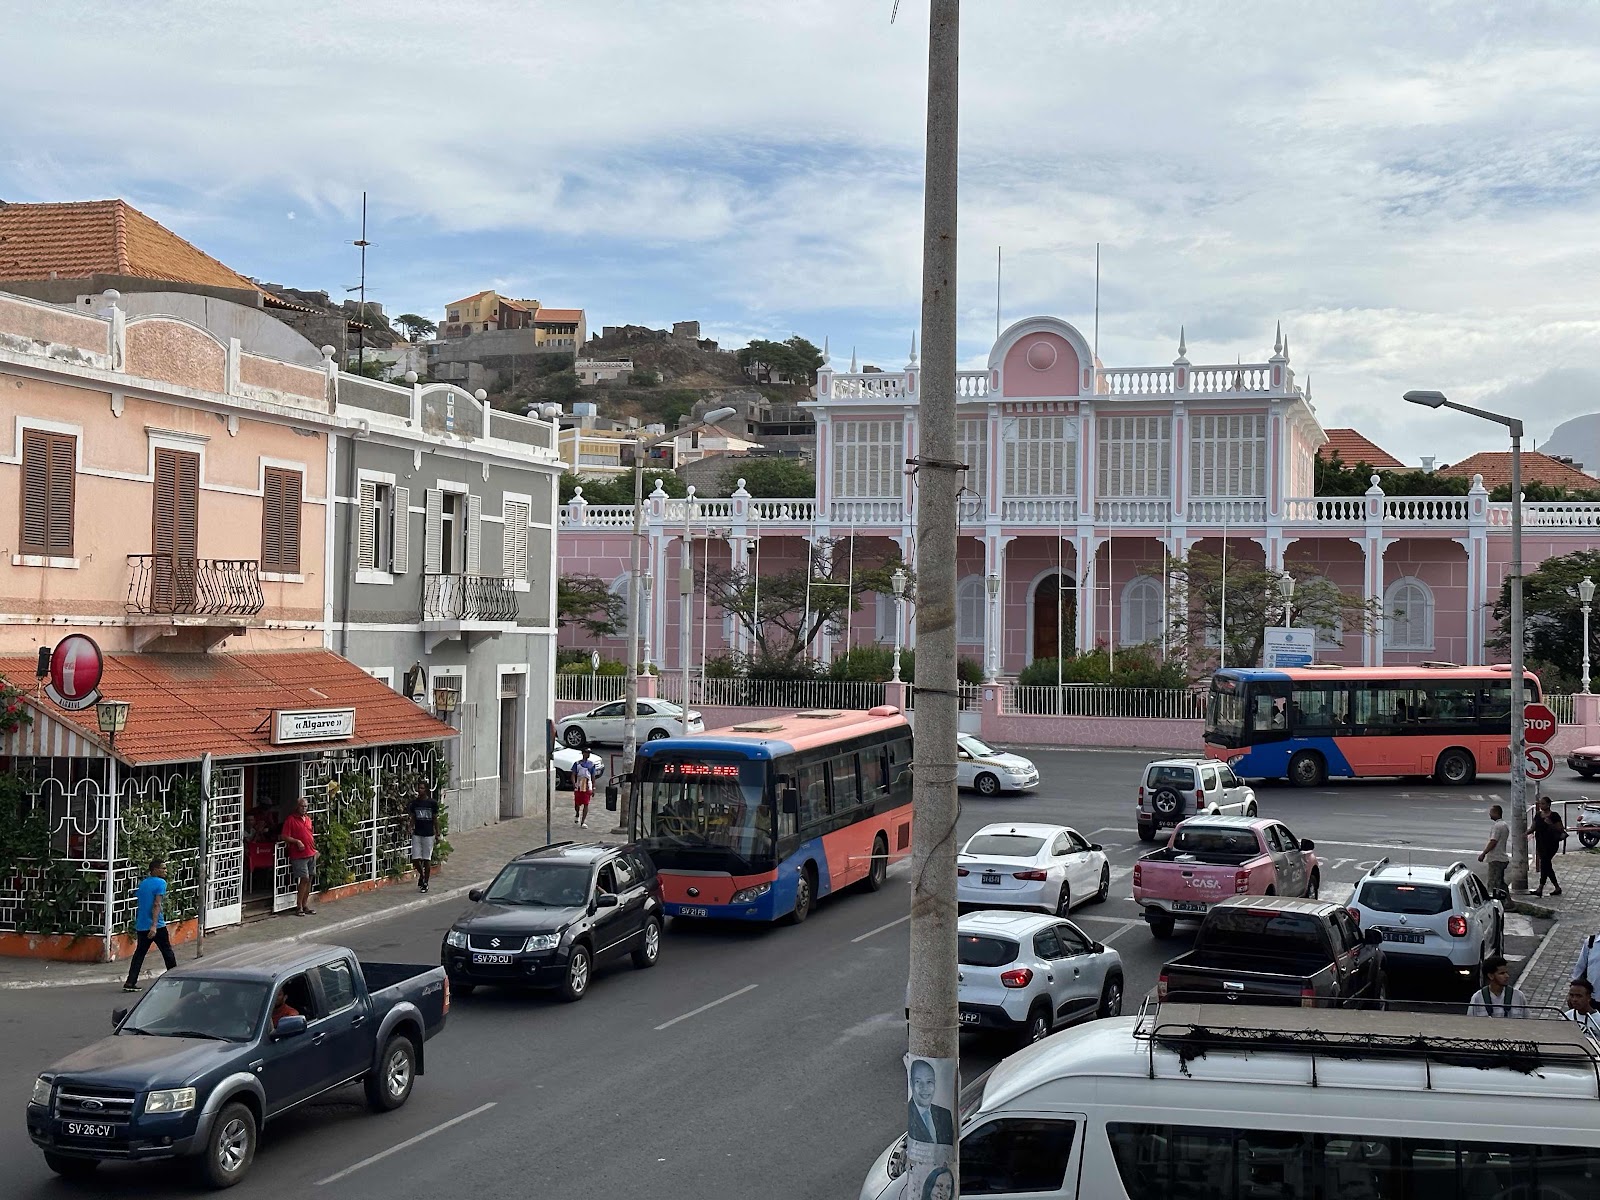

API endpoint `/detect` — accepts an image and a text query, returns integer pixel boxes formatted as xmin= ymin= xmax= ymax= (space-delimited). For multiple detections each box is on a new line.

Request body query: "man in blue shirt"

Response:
xmin=123 ymin=856 xmax=177 ymax=992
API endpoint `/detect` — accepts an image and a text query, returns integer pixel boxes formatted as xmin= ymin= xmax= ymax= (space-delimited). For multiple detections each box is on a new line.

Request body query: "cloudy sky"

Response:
xmin=4 ymin=0 xmax=1599 ymax=462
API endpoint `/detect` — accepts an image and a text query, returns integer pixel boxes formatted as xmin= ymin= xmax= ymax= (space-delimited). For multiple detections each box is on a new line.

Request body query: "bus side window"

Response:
xmin=797 ymin=763 xmax=829 ymax=827
xmin=831 ymin=755 xmax=861 ymax=811
xmin=774 ymin=773 xmax=799 ymax=839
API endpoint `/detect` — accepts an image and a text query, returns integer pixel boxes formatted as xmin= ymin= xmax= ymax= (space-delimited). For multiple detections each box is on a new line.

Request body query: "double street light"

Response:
xmin=1404 ymin=388 xmax=1529 ymax=892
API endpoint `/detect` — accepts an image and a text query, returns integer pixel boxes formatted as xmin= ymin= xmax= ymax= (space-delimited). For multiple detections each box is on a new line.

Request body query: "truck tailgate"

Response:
xmin=360 ymin=961 xmax=449 ymax=1038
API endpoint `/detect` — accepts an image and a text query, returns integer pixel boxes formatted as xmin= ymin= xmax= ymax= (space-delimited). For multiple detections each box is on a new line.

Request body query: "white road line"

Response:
xmin=1323 ymin=883 xmax=1355 ymax=905
xmin=316 ymin=1102 xmax=497 ymax=1185
xmin=1074 ymin=915 xmax=1142 ymax=926
xmin=852 ymin=914 xmax=912 ymax=944
xmin=654 ymin=983 xmax=759 ymax=1031
xmin=1098 ymin=924 xmax=1140 ymax=945
xmin=1504 ymin=913 xmax=1536 ymax=939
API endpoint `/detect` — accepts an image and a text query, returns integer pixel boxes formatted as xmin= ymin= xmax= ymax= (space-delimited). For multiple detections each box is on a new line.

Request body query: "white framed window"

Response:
xmin=958 ymin=417 xmax=989 ymax=502
xmin=1096 ymin=415 xmax=1171 ymax=497
xmin=1004 ymin=415 xmax=1076 ymax=497
xmin=1189 ymin=414 xmax=1267 ymax=497
xmin=1384 ymin=576 xmax=1434 ymax=651
xmin=357 ymin=472 xmax=408 ymax=581
xmin=1120 ymin=576 xmax=1164 ymax=647
xmin=831 ymin=420 xmax=903 ymax=498
xmin=956 ymin=575 xmax=986 ymax=643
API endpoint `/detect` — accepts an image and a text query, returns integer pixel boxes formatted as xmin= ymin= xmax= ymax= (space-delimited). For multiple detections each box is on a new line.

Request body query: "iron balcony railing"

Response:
xmin=126 ymin=555 xmax=265 ymax=616
xmin=421 ymin=573 xmax=519 ymax=622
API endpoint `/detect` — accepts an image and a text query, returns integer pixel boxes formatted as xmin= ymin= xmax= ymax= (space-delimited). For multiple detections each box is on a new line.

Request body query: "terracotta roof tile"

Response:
xmin=0 ymin=650 xmax=454 ymax=766
xmin=0 ymin=199 xmax=272 ymax=298
xmin=534 ymin=308 xmax=584 ymax=323
xmin=1317 ymin=428 xmax=1405 ymax=470
xmin=1438 ymin=451 xmax=1599 ymax=493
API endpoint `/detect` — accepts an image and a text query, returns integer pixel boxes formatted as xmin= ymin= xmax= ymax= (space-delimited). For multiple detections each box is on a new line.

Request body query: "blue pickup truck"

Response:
xmin=26 ymin=942 xmax=448 ymax=1188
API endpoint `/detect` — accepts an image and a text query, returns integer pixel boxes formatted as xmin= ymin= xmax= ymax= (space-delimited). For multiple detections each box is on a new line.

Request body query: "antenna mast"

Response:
xmin=996 ymin=246 xmax=1002 ymax=339
xmin=1093 ymin=242 xmax=1100 ymax=360
xmin=352 ymin=191 xmax=371 ymax=371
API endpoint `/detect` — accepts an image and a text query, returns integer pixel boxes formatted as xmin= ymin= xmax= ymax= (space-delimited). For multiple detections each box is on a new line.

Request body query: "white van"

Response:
xmin=859 ymin=1002 xmax=1600 ymax=1198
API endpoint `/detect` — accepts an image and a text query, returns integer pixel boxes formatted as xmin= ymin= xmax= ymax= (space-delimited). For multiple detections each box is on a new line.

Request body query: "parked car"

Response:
xmin=942 ymin=911 xmax=1123 ymax=1047
xmin=957 ymin=822 xmax=1110 ymax=916
xmin=1133 ymin=815 xmax=1319 ymax=939
xmin=1347 ymin=859 xmax=1503 ymax=996
xmin=1158 ymin=896 xmax=1386 ymax=1008
xmin=1568 ymin=745 xmax=1600 ymax=779
xmin=557 ymin=700 xmax=703 ymax=748
xmin=26 ymin=944 xmax=448 ymax=1188
xmin=1137 ymin=756 xmax=1257 ymax=842
xmin=956 ymin=734 xmax=1040 ymax=795
xmin=551 ymin=746 xmax=607 ymax=791
xmin=441 ymin=841 xmax=662 ymax=1001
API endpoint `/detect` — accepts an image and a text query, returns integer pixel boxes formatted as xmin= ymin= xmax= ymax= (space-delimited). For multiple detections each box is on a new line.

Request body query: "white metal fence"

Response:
xmin=1548 ymin=693 xmax=1576 ymax=725
xmin=1004 ymin=685 xmax=1205 ymax=720
xmin=555 ymin=674 xmax=629 ymax=704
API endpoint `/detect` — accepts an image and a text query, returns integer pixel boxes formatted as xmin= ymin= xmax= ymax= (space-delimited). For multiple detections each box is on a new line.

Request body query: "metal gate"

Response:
xmin=206 ymin=765 xmax=244 ymax=928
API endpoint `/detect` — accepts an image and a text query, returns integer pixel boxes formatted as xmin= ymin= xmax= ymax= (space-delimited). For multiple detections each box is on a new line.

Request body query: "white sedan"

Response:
xmin=956 ymin=822 xmax=1110 ymax=917
xmin=956 ymin=734 xmax=1039 ymax=795
xmin=557 ymin=700 xmax=704 ymax=748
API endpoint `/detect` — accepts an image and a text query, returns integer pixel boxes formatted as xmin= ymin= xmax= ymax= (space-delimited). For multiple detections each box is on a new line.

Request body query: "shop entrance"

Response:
xmin=242 ymin=759 xmax=302 ymax=919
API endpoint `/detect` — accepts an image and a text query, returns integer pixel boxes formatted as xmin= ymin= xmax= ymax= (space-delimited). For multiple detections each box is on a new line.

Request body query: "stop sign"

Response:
xmin=1523 ymin=702 xmax=1558 ymax=746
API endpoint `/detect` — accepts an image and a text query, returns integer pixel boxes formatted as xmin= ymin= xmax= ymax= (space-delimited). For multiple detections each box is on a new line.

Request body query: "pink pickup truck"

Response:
xmin=1131 ymin=815 xmax=1320 ymax=939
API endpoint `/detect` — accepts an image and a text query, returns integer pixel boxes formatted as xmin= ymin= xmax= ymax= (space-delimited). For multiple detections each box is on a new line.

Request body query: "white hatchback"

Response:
xmin=957 ymin=823 xmax=1110 ymax=916
xmin=956 ymin=735 xmax=1040 ymax=796
xmin=953 ymin=911 xmax=1124 ymax=1046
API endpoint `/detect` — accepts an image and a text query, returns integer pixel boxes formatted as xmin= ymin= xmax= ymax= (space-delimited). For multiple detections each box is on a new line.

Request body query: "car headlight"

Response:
xmin=445 ymin=929 xmax=468 ymax=948
xmin=30 ymin=1076 xmax=52 ymax=1107
xmin=524 ymin=933 xmax=559 ymax=952
xmin=1007 ymin=764 xmax=1033 ymax=776
xmin=730 ymin=882 xmax=772 ymax=904
xmin=144 ymin=1087 xmax=197 ymax=1115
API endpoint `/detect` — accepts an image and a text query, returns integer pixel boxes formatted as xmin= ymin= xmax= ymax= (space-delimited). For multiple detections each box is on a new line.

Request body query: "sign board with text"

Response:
xmin=1523 ymin=702 xmax=1558 ymax=747
xmin=270 ymin=707 xmax=356 ymax=746
xmin=1262 ymin=627 xmax=1315 ymax=669
xmin=44 ymin=634 xmax=104 ymax=712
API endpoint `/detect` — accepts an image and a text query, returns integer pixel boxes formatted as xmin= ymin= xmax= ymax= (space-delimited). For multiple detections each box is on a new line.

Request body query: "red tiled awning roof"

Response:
xmin=1317 ymin=428 xmax=1405 ymax=470
xmin=533 ymin=308 xmax=583 ymax=323
xmin=0 ymin=650 xmax=455 ymax=766
xmin=1438 ymin=451 xmax=1598 ymax=493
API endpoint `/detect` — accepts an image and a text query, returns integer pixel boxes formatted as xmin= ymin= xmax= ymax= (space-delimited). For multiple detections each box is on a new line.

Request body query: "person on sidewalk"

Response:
xmin=409 ymin=778 xmax=439 ymax=894
xmin=1572 ymin=932 xmax=1600 ymax=996
xmin=1564 ymin=979 xmax=1600 ymax=1037
xmin=572 ymin=749 xmax=598 ymax=829
xmin=1477 ymin=804 xmax=1512 ymax=899
xmin=281 ymin=797 xmax=318 ymax=916
xmin=1532 ymin=796 xmax=1566 ymax=897
xmin=1467 ymin=955 xmax=1529 ymax=1018
xmin=123 ymin=856 xmax=177 ymax=992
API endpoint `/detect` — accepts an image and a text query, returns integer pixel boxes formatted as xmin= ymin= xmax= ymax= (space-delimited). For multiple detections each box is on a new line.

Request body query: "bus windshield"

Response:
xmin=1207 ymin=685 xmax=1246 ymax=746
xmin=635 ymin=757 xmax=772 ymax=872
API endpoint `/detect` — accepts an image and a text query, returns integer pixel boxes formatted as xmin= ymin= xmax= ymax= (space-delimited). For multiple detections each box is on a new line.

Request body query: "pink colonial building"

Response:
xmin=558 ymin=316 xmax=1596 ymax=678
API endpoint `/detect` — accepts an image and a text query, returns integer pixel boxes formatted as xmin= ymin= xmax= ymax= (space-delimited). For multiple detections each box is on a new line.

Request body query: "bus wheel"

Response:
xmin=786 ymin=865 xmax=816 ymax=925
xmin=1287 ymin=751 xmax=1326 ymax=788
xmin=1435 ymin=748 xmax=1476 ymax=786
xmin=861 ymin=835 xmax=889 ymax=892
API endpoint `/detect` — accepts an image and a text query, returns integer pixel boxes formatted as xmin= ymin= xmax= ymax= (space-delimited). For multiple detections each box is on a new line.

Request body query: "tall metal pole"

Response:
xmin=196 ymin=752 xmax=211 ymax=958
xmin=354 ymin=191 xmax=370 ymax=372
xmin=906 ymin=0 xmax=961 ymax=1192
xmin=1509 ymin=424 xmax=1529 ymax=892
xmin=679 ymin=487 xmax=695 ymax=735
xmin=617 ymin=456 xmax=647 ymax=835
xmin=1583 ymin=592 xmax=1593 ymax=695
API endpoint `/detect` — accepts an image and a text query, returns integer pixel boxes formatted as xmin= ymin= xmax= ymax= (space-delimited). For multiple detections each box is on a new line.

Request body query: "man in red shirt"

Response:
xmin=281 ymin=797 xmax=318 ymax=916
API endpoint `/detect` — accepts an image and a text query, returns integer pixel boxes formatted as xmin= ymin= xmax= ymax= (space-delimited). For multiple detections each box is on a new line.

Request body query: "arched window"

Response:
xmin=1120 ymin=576 xmax=1163 ymax=647
xmin=609 ymin=575 xmax=631 ymax=640
xmin=1385 ymin=576 xmax=1434 ymax=651
xmin=957 ymin=576 xmax=986 ymax=644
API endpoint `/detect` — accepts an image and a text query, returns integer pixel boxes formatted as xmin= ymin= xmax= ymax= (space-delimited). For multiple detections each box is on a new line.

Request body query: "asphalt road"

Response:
xmin=0 ymin=748 xmax=1561 ymax=1199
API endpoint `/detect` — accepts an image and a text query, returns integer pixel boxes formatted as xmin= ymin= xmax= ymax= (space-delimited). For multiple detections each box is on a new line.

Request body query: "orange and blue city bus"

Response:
xmin=630 ymin=707 xmax=913 ymax=923
xmin=1204 ymin=664 xmax=1541 ymax=787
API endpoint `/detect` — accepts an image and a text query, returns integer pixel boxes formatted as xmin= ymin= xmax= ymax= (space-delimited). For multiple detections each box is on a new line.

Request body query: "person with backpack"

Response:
xmin=1467 ymin=955 xmax=1528 ymax=1018
xmin=572 ymin=748 xmax=598 ymax=829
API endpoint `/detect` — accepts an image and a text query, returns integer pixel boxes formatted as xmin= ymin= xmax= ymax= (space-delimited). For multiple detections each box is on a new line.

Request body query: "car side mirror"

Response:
xmin=468 ymin=888 xmax=485 ymax=903
xmin=1300 ymin=838 xmax=1316 ymax=851
xmin=1090 ymin=843 xmax=1103 ymax=852
xmin=782 ymin=788 xmax=800 ymax=815
xmin=1364 ymin=928 xmax=1383 ymax=946
xmin=594 ymin=893 xmax=620 ymax=909
xmin=112 ymin=1007 xmax=128 ymax=1028
xmin=274 ymin=1015 xmax=308 ymax=1039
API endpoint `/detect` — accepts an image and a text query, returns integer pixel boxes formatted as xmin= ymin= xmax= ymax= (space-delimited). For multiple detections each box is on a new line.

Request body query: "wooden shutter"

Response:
xmin=260 ymin=467 xmax=301 ymax=574
xmin=153 ymin=448 xmax=199 ymax=610
xmin=19 ymin=430 xmax=75 ymax=558
xmin=465 ymin=493 xmax=482 ymax=575
xmin=357 ymin=480 xmax=377 ymax=570
xmin=391 ymin=486 xmax=410 ymax=573
xmin=278 ymin=470 xmax=301 ymax=573
xmin=424 ymin=488 xmax=442 ymax=575
xmin=503 ymin=500 xmax=529 ymax=582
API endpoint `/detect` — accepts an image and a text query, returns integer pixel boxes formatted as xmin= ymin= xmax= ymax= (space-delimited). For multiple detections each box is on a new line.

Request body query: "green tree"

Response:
xmin=658 ymin=389 xmax=700 ymax=427
xmin=343 ymin=357 xmax=392 ymax=380
xmin=395 ymin=313 xmax=437 ymax=342
xmin=544 ymin=370 xmax=581 ymax=403
xmin=557 ymin=574 xmax=625 ymax=638
xmin=725 ymin=457 xmax=815 ymax=497
xmin=736 ymin=336 xmax=826 ymax=384
xmin=1315 ymin=451 xmax=1470 ymax=498
xmin=629 ymin=368 xmax=661 ymax=386
xmin=1488 ymin=548 xmax=1600 ymax=690
xmin=559 ymin=471 xmax=688 ymax=504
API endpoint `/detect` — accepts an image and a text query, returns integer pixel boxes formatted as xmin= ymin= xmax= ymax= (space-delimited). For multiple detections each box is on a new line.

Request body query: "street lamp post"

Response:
xmin=1582 ymin=576 xmax=1595 ymax=695
xmin=985 ymin=572 xmax=1001 ymax=681
xmin=1279 ymin=572 xmax=1296 ymax=629
xmin=1405 ymin=388 xmax=1529 ymax=891
xmin=891 ymin=567 xmax=908 ymax=682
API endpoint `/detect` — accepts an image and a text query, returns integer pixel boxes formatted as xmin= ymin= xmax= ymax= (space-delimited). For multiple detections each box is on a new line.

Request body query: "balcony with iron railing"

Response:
xmin=126 ymin=556 xmax=265 ymax=617
xmin=421 ymin=573 xmax=519 ymax=623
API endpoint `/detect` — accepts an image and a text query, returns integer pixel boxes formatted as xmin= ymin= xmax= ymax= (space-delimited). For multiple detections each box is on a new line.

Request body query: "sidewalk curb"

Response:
xmin=0 ymin=878 xmax=492 ymax=992
xmin=1509 ymin=898 xmax=1558 ymax=919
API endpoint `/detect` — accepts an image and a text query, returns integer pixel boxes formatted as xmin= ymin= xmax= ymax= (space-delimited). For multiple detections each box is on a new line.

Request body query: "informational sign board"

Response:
xmin=1262 ymin=627 xmax=1315 ymax=669
xmin=44 ymin=634 xmax=104 ymax=712
xmin=270 ymin=707 xmax=356 ymax=745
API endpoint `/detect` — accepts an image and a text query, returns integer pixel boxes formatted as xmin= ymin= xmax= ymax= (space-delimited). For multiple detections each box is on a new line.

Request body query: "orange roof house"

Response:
xmin=1316 ymin=428 xmax=1406 ymax=470
xmin=1438 ymin=451 xmax=1599 ymax=493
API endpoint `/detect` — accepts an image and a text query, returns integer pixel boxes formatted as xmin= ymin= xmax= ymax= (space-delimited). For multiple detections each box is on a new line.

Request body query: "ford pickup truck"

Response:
xmin=1157 ymin=896 xmax=1386 ymax=1008
xmin=27 ymin=943 xmax=448 ymax=1188
xmin=1132 ymin=815 xmax=1320 ymax=939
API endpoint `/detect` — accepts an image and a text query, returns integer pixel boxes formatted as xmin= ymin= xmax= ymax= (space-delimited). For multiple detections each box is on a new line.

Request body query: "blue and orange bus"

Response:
xmin=629 ymin=707 xmax=913 ymax=923
xmin=1204 ymin=664 xmax=1541 ymax=787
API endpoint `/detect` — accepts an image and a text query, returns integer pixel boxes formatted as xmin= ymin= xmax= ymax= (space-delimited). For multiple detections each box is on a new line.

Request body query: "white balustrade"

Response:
xmin=1000 ymin=498 xmax=1079 ymax=524
xmin=1093 ymin=499 xmax=1173 ymax=523
xmin=1187 ymin=364 xmax=1274 ymax=393
xmin=748 ymin=498 xmax=817 ymax=523
xmin=1521 ymin=503 xmax=1600 ymax=528
xmin=1382 ymin=496 xmax=1471 ymax=524
xmin=1100 ymin=367 xmax=1176 ymax=396
xmin=1282 ymin=496 xmax=1364 ymax=524
xmin=955 ymin=371 xmax=990 ymax=398
xmin=829 ymin=499 xmax=906 ymax=524
xmin=829 ymin=372 xmax=910 ymax=400
xmin=1185 ymin=499 xmax=1266 ymax=524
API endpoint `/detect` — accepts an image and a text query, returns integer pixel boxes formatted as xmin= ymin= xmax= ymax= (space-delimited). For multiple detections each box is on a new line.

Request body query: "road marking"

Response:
xmin=655 ymin=983 xmax=759 ymax=1030
xmin=852 ymin=914 xmax=912 ymax=943
xmin=316 ymin=1102 xmax=497 ymax=1185
xmin=1075 ymin=915 xmax=1142 ymax=926
xmin=1098 ymin=923 xmax=1140 ymax=945
xmin=1504 ymin=913 xmax=1536 ymax=938
xmin=1324 ymin=883 xmax=1355 ymax=905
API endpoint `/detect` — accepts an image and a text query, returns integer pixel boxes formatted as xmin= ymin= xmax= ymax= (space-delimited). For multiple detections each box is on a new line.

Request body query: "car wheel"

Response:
xmin=1055 ymin=883 xmax=1072 ymax=916
xmin=198 ymin=1101 xmax=256 ymax=1189
xmin=861 ymin=834 xmax=889 ymax=892
xmin=1265 ymin=886 xmax=1277 ymax=897
xmin=366 ymin=1034 xmax=416 ymax=1112
xmin=786 ymin=864 xmax=816 ymax=925
xmin=1435 ymin=748 xmax=1476 ymax=786
xmin=975 ymin=772 xmax=1001 ymax=797
xmin=43 ymin=1153 xmax=100 ymax=1178
xmin=1149 ymin=914 xmax=1176 ymax=940
xmin=1287 ymin=751 xmax=1326 ymax=788
xmin=1137 ymin=821 xmax=1158 ymax=843
xmin=647 ymin=727 xmax=670 ymax=741
xmin=1022 ymin=1002 xmax=1052 ymax=1047
xmin=1098 ymin=974 xmax=1124 ymax=1018
xmin=1246 ymin=801 xmax=1259 ymax=818
xmin=1093 ymin=864 xmax=1111 ymax=904
xmin=562 ymin=726 xmax=588 ymax=749
xmin=633 ymin=917 xmax=662 ymax=969
xmin=560 ymin=944 xmax=592 ymax=1002
xmin=1305 ymin=869 xmax=1320 ymax=900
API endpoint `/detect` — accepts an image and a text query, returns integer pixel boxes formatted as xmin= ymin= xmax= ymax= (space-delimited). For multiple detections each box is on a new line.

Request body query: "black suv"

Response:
xmin=440 ymin=842 xmax=662 ymax=1002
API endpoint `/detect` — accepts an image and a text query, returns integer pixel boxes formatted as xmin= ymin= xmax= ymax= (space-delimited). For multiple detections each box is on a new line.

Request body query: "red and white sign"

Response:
xmin=44 ymin=635 xmax=104 ymax=712
xmin=1523 ymin=702 xmax=1558 ymax=746
xmin=1525 ymin=746 xmax=1554 ymax=781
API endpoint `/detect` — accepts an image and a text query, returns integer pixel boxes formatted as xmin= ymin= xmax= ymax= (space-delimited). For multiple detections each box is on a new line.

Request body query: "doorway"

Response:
xmin=1032 ymin=573 xmax=1076 ymax=662
xmin=242 ymin=759 xmax=301 ymax=918
xmin=499 ymin=673 xmax=525 ymax=819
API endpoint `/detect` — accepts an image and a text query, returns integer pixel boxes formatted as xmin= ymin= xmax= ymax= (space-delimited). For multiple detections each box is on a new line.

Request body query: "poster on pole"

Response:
xmin=1263 ymin=627 xmax=1314 ymax=669
xmin=903 ymin=1053 xmax=957 ymax=1198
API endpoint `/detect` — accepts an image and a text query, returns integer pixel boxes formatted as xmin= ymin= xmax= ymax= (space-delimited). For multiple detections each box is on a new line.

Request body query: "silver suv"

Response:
xmin=952 ymin=910 xmax=1123 ymax=1047
xmin=1137 ymin=757 xmax=1257 ymax=842
xmin=1347 ymin=860 xmax=1503 ymax=995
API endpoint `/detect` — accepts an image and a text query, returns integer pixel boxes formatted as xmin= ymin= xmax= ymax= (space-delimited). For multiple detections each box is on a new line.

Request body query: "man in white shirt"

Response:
xmin=1564 ymin=979 xmax=1600 ymax=1037
xmin=1477 ymin=804 xmax=1511 ymax=900
xmin=1572 ymin=933 xmax=1600 ymax=995
xmin=1466 ymin=956 xmax=1528 ymax=1018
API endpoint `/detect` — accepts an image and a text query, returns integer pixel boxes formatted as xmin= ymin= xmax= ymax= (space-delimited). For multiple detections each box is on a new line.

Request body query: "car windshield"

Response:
xmin=1360 ymin=882 xmax=1453 ymax=915
xmin=958 ymin=934 xmax=1019 ymax=967
xmin=1172 ymin=827 xmax=1259 ymax=860
xmin=121 ymin=978 xmax=268 ymax=1041
xmin=964 ymin=833 xmax=1045 ymax=858
xmin=633 ymin=756 xmax=771 ymax=871
xmin=959 ymin=735 xmax=999 ymax=758
xmin=1147 ymin=764 xmax=1196 ymax=788
xmin=484 ymin=862 xmax=592 ymax=907
xmin=1200 ymin=909 xmax=1330 ymax=958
